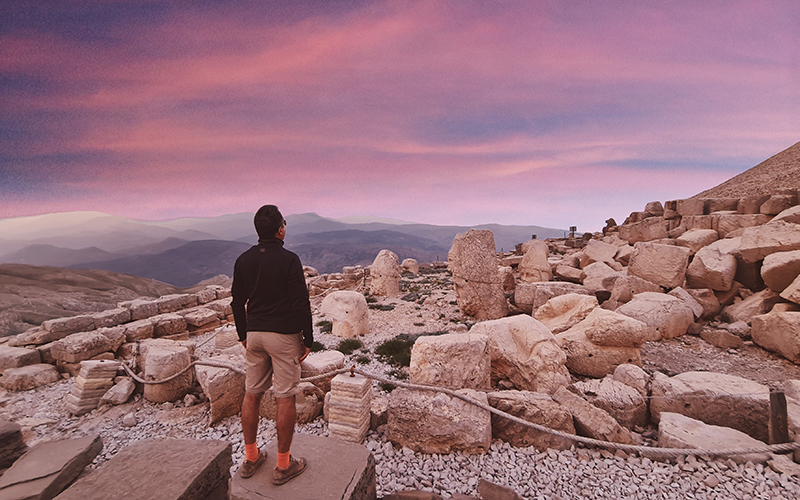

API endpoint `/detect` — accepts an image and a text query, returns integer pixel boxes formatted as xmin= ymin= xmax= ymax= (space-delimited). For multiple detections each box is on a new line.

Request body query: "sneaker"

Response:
xmin=273 ymin=456 xmax=307 ymax=485
xmin=240 ymin=450 xmax=266 ymax=479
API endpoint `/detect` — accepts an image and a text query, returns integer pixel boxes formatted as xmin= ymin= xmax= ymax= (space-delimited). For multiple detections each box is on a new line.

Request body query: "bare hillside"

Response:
xmin=693 ymin=140 xmax=800 ymax=198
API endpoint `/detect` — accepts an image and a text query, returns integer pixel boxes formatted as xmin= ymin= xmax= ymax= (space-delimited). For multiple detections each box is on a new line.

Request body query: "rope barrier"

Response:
xmin=119 ymin=361 xmax=800 ymax=459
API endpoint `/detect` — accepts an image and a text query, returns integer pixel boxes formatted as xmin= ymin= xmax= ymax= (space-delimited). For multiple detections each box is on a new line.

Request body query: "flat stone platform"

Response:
xmin=231 ymin=433 xmax=376 ymax=500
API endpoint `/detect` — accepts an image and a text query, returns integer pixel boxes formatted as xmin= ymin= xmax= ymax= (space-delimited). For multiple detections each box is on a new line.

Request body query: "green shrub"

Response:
xmin=369 ymin=303 xmax=395 ymax=311
xmin=364 ymin=294 xmax=378 ymax=303
xmin=354 ymin=355 xmax=371 ymax=365
xmin=336 ymin=338 xmax=363 ymax=355
xmin=315 ymin=320 xmax=332 ymax=333
xmin=375 ymin=338 xmax=414 ymax=367
xmin=310 ymin=341 xmax=325 ymax=352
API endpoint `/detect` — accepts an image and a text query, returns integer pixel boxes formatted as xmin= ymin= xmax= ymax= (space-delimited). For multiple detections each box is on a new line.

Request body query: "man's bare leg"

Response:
xmin=275 ymin=395 xmax=296 ymax=453
xmin=242 ymin=392 xmax=263 ymax=446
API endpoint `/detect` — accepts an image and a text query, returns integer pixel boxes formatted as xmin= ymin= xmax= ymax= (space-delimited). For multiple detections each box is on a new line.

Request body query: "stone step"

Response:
xmin=231 ymin=433 xmax=376 ymax=500
xmin=54 ymin=439 xmax=231 ymax=500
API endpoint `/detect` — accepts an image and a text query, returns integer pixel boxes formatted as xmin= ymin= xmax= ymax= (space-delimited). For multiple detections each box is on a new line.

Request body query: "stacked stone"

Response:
xmin=327 ymin=373 xmax=371 ymax=443
xmin=65 ymin=360 xmax=122 ymax=416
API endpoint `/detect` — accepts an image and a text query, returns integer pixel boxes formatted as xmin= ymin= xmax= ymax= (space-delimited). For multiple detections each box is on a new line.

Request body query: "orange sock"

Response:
xmin=277 ymin=450 xmax=290 ymax=469
xmin=245 ymin=443 xmax=259 ymax=462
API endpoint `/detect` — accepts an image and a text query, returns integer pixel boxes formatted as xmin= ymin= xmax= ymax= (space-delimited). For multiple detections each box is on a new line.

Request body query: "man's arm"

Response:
xmin=231 ymin=256 xmax=250 ymax=343
xmin=287 ymin=255 xmax=314 ymax=348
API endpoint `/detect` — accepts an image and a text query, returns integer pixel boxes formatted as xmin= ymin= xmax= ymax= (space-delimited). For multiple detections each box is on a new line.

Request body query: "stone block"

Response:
xmin=50 ymin=331 xmax=113 ymax=364
xmin=684 ymin=288 xmax=722 ymax=319
xmin=650 ymin=371 xmax=770 ymax=442
xmin=751 ymin=311 xmax=800 ymax=363
xmin=715 ymin=214 xmax=771 ymax=238
xmin=675 ymin=229 xmax=718 ymax=255
xmin=572 ymin=377 xmax=647 ymax=429
xmin=618 ymin=217 xmax=668 ymax=244
xmin=409 ymin=333 xmax=490 ymax=390
xmin=328 ymin=373 xmax=372 ymax=443
xmin=56 ymin=439 xmax=231 ymax=500
xmin=181 ymin=307 xmax=219 ymax=328
xmin=533 ymin=293 xmax=598 ymax=335
xmin=628 ymin=242 xmax=690 ymax=289
xmin=91 ymin=307 xmax=131 ymax=328
xmin=260 ymin=383 xmax=324 ymax=424
xmin=566 ymin=308 xmax=653 ymax=348
xmin=0 ymin=434 xmax=102 ymax=500
xmin=151 ymin=313 xmax=188 ymax=337
xmin=612 ymin=364 xmax=650 ymax=397
xmin=554 ymin=329 xmax=641 ymax=378
xmin=676 ymin=198 xmax=705 ymax=217
xmin=0 ymin=419 xmax=27 ymax=470
xmin=388 ymin=388 xmax=491 ymax=454
xmin=782 ymin=274 xmax=800 ymax=305
xmin=761 ymin=249 xmax=800 ymax=293
xmin=761 ymin=194 xmax=796 ymax=215
xmin=740 ymin=220 xmax=800 ymax=263
xmin=680 ymin=215 xmax=716 ymax=231
xmin=0 ymin=364 xmax=60 ymax=391
xmin=230 ymin=433 xmax=376 ymax=500
xmin=95 ymin=326 xmax=126 ymax=352
xmin=487 ymin=391 xmax=576 ymax=450
xmin=738 ymin=194 xmax=771 ymax=214
xmin=0 ymin=344 xmax=41 ymax=374
xmin=685 ymin=240 xmax=738 ymax=291
xmin=721 ymin=289 xmax=781 ymax=324
xmin=301 ymin=350 xmax=345 ymax=393
xmin=196 ymin=287 xmax=217 ymax=304
xmin=139 ymin=339 xmax=193 ymax=403
xmin=100 ymin=378 xmax=136 ymax=406
xmin=518 ymin=240 xmax=551 ymax=283
xmin=119 ymin=299 xmax=159 ymax=321
xmin=123 ymin=318 xmax=154 ymax=342
xmin=370 ymin=249 xmax=401 ymax=297
xmin=658 ymin=412 xmax=769 ymax=464
xmin=616 ymin=292 xmax=693 ymax=340
xmin=514 ymin=282 xmax=591 ymax=314
xmin=552 ymin=387 xmax=635 ymax=444
xmin=42 ymin=315 xmax=95 ymax=335
xmin=195 ymin=354 xmax=246 ymax=425
xmin=700 ymin=327 xmax=744 ymax=349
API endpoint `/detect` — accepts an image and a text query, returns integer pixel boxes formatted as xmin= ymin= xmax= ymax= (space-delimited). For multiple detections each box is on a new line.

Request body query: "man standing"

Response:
xmin=232 ymin=205 xmax=313 ymax=485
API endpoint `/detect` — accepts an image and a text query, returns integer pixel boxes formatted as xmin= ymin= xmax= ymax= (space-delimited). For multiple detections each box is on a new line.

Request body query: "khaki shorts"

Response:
xmin=244 ymin=331 xmax=303 ymax=398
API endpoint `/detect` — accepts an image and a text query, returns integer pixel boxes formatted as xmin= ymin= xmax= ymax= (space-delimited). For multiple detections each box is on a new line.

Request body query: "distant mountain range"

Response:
xmin=0 ymin=211 xmax=566 ymax=286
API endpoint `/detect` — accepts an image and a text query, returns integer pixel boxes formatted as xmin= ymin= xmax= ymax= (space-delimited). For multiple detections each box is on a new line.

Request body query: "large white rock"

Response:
xmin=370 ymin=250 xmax=401 ymax=297
xmin=401 ymin=258 xmax=419 ymax=274
xmin=518 ymin=240 xmax=552 ymax=283
xmin=555 ymin=330 xmax=642 ymax=378
xmin=552 ymin=386 xmax=635 ymax=444
xmin=487 ymin=391 xmax=576 ymax=450
xmin=580 ymin=240 xmax=619 ymax=268
xmin=448 ymin=230 xmax=508 ymax=320
xmin=533 ymin=293 xmax=599 ymax=335
xmin=606 ymin=275 xmax=662 ymax=308
xmin=0 ymin=345 xmax=41 ymax=374
xmin=579 ymin=262 xmax=620 ymax=295
xmin=740 ymin=220 xmax=800 ymax=263
xmin=751 ymin=311 xmax=800 ymax=363
xmin=515 ymin=282 xmax=591 ymax=314
xmin=761 ymin=250 xmax=800 ymax=293
xmin=685 ymin=240 xmax=738 ymax=291
xmin=616 ymin=292 xmax=694 ymax=340
xmin=650 ymin=371 xmax=770 ymax=442
xmin=613 ymin=364 xmax=650 ymax=397
xmin=301 ymin=350 xmax=346 ymax=393
xmin=139 ymin=339 xmax=193 ymax=403
xmin=773 ymin=205 xmax=800 ymax=224
xmin=195 ymin=354 xmax=245 ymax=425
xmin=572 ymin=377 xmax=647 ymax=430
xmin=409 ymin=333 xmax=490 ymax=390
xmin=618 ymin=217 xmax=668 ymax=244
xmin=782 ymin=274 xmax=800 ymax=305
xmin=42 ymin=315 xmax=95 ymax=336
xmin=721 ymin=289 xmax=781 ymax=325
xmin=387 ymin=388 xmax=491 ymax=454
xmin=91 ymin=307 xmax=131 ymax=328
xmin=471 ymin=315 xmax=570 ymax=394
xmin=0 ymin=364 xmax=60 ymax=391
xmin=667 ymin=287 xmax=704 ymax=320
xmin=716 ymin=214 xmax=772 ymax=238
xmin=684 ymin=288 xmax=722 ymax=319
xmin=658 ymin=412 xmax=770 ymax=464
xmin=320 ymin=291 xmax=369 ymax=338
xmin=568 ymin=308 xmax=654 ymax=348
xmin=50 ymin=331 xmax=114 ymax=364
xmin=675 ymin=229 xmax=719 ymax=255
xmin=628 ymin=242 xmax=690 ymax=289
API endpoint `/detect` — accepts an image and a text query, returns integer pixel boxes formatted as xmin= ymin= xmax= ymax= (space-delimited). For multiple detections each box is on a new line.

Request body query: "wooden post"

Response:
xmin=769 ymin=389 xmax=789 ymax=452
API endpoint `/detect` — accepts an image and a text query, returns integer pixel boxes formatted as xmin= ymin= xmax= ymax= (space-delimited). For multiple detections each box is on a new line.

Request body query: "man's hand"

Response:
xmin=299 ymin=345 xmax=311 ymax=362
xmin=241 ymin=340 xmax=247 ymax=349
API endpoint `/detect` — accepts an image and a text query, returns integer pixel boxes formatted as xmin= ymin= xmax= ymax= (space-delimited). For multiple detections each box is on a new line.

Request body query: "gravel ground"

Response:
xmin=2 ymin=271 xmax=800 ymax=499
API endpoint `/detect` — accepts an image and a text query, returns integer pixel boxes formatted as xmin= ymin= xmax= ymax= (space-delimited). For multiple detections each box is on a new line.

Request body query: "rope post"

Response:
xmin=769 ymin=389 xmax=789 ymax=452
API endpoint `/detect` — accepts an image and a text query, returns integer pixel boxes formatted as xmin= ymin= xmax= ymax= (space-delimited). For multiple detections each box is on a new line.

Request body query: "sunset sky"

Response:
xmin=2 ymin=0 xmax=799 ymax=232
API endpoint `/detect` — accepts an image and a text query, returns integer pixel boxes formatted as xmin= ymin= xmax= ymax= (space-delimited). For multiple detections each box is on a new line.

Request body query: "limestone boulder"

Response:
xmin=518 ymin=240 xmax=552 ymax=283
xmin=628 ymin=242 xmax=690 ymax=289
xmin=0 ymin=419 xmax=26 ymax=470
xmin=533 ymin=293 xmax=599 ymax=335
xmin=514 ymin=282 xmax=591 ymax=314
xmin=554 ymin=264 xmax=582 ymax=284
xmin=572 ymin=377 xmax=647 ymax=429
xmin=370 ymin=250 xmax=401 ymax=297
xmin=123 ymin=319 xmax=154 ymax=342
xmin=667 ymin=287 xmax=704 ymax=320
xmin=676 ymin=198 xmax=704 ymax=216
xmin=685 ymin=241 xmax=737 ymax=291
xmin=751 ymin=311 xmax=800 ymax=363
xmin=151 ymin=313 xmax=188 ymax=337
xmin=612 ymin=364 xmax=650 ymax=397
xmin=119 ymin=299 xmax=158 ymax=321
xmin=301 ymin=350 xmax=346 ymax=393
xmin=658 ymin=412 xmax=769 ymax=464
xmin=567 ymin=308 xmax=653 ymax=348
xmin=95 ymin=326 xmax=126 ymax=352
xmin=499 ymin=266 xmax=516 ymax=292
xmin=139 ymin=339 xmax=193 ymax=403
xmin=487 ymin=391 xmax=576 ymax=450
xmin=320 ymin=291 xmax=369 ymax=338
xmin=449 ymin=230 xmax=507 ymax=320
xmin=740 ymin=220 xmax=800 ymax=263
xmin=650 ymin=371 xmax=770 ymax=442
xmin=555 ymin=330 xmax=641 ymax=378
xmin=716 ymin=214 xmax=772 ymax=238
xmin=409 ymin=333 xmax=490 ymax=390
xmin=195 ymin=354 xmax=246 ymax=425
xmin=50 ymin=331 xmax=114 ymax=364
xmin=721 ymin=289 xmax=781 ymax=325
xmin=761 ymin=194 xmax=796 ymax=215
xmin=675 ymin=229 xmax=718 ymax=255
xmin=606 ymin=275 xmax=663 ymax=308
xmin=616 ymin=292 xmax=694 ymax=340
xmin=42 ymin=315 xmax=95 ymax=336
xmin=614 ymin=245 xmax=634 ymax=266
xmin=0 ymin=344 xmax=41 ymax=374
xmin=401 ymin=258 xmax=419 ymax=274
xmin=195 ymin=287 xmax=217 ymax=304
xmin=761 ymin=250 xmax=800 ymax=293
xmin=773 ymin=205 xmax=800 ymax=224
xmin=579 ymin=262 xmax=620 ymax=295
xmin=782 ymin=274 xmax=800 ymax=305
xmin=0 ymin=364 xmax=60 ymax=391
xmin=684 ymin=288 xmax=722 ymax=319
xmin=387 ymin=388 xmax=491 ymax=454
xmin=738 ymin=194 xmax=771 ymax=214
xmin=154 ymin=294 xmax=195 ymax=314
xmin=618 ymin=217 xmax=668 ymax=244
xmin=580 ymin=240 xmax=618 ymax=269
xmin=181 ymin=307 xmax=219 ymax=329
xmin=100 ymin=378 xmax=136 ymax=405
xmin=552 ymin=387 xmax=635 ymax=444
xmin=471 ymin=315 xmax=570 ymax=394
xmin=91 ymin=308 xmax=131 ymax=328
